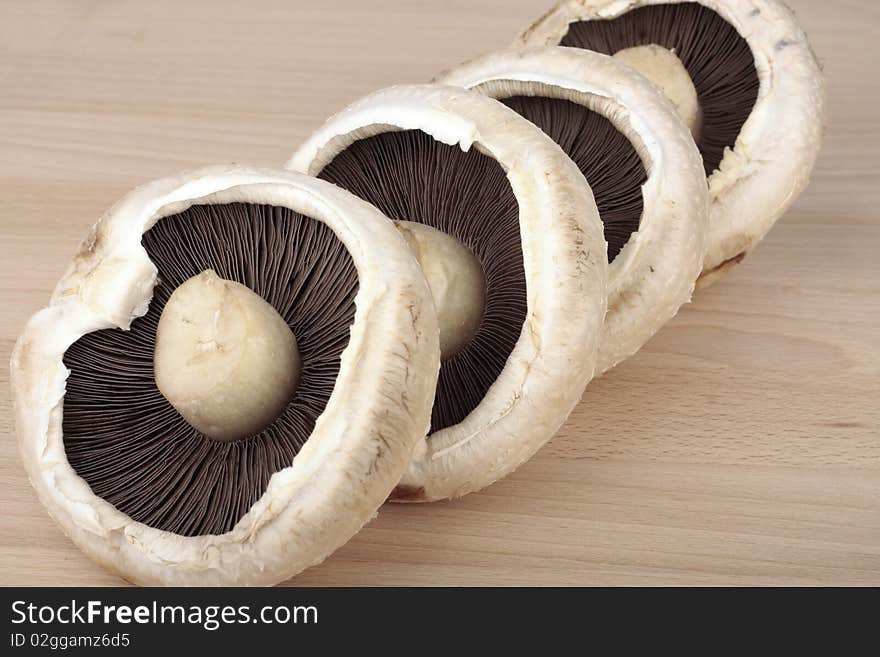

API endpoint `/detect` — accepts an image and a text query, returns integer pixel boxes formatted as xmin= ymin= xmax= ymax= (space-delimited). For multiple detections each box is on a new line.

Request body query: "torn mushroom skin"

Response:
xmin=436 ymin=47 xmax=708 ymax=373
xmin=11 ymin=166 xmax=441 ymax=585
xmin=288 ymin=84 xmax=609 ymax=501
xmin=517 ymin=0 xmax=826 ymax=284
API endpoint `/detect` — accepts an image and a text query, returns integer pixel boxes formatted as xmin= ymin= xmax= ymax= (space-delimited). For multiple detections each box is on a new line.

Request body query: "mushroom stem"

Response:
xmin=394 ymin=221 xmax=485 ymax=360
xmin=613 ymin=44 xmax=702 ymax=140
xmin=154 ymin=269 xmax=300 ymax=442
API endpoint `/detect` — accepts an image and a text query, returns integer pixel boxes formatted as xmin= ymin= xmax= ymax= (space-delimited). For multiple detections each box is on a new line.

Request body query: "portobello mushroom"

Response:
xmin=437 ymin=46 xmax=708 ymax=372
xmin=10 ymin=166 xmax=440 ymax=585
xmin=518 ymin=0 xmax=826 ymax=284
xmin=288 ymin=84 xmax=608 ymax=501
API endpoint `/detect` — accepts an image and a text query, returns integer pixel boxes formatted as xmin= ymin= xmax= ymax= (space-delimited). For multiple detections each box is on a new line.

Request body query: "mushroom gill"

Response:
xmin=61 ymin=203 xmax=358 ymax=536
xmin=560 ymin=2 xmax=759 ymax=177
xmin=318 ymin=130 xmax=527 ymax=433
xmin=499 ymin=95 xmax=647 ymax=261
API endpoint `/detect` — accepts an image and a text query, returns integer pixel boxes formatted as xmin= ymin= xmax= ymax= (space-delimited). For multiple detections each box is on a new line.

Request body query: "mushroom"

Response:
xmin=518 ymin=0 xmax=826 ymax=285
xmin=10 ymin=165 xmax=441 ymax=585
xmin=437 ymin=47 xmax=708 ymax=372
xmin=288 ymin=84 xmax=608 ymax=501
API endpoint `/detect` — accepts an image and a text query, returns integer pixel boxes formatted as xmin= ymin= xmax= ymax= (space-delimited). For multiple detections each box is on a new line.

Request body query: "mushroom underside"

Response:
xmin=318 ymin=129 xmax=527 ymax=433
xmin=499 ymin=95 xmax=647 ymax=260
xmin=62 ymin=202 xmax=358 ymax=537
xmin=559 ymin=2 xmax=759 ymax=177
xmin=318 ymin=109 xmax=644 ymax=434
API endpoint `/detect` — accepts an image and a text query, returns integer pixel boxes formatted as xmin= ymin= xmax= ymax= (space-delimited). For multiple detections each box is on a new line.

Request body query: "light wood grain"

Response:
xmin=1 ymin=0 xmax=878 ymax=586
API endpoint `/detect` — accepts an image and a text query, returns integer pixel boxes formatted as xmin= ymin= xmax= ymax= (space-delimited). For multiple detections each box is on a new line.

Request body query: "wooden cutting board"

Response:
xmin=1 ymin=0 xmax=877 ymax=586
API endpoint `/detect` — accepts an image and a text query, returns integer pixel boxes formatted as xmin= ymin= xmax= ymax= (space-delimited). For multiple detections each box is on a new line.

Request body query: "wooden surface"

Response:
xmin=1 ymin=0 xmax=878 ymax=586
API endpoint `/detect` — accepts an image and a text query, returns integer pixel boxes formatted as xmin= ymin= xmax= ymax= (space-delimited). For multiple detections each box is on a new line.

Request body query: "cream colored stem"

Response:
xmin=154 ymin=269 xmax=300 ymax=442
xmin=395 ymin=221 xmax=485 ymax=360
xmin=613 ymin=44 xmax=702 ymax=140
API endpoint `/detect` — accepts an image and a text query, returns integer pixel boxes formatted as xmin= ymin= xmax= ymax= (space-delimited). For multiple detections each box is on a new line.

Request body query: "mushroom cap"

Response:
xmin=289 ymin=84 xmax=608 ymax=501
xmin=436 ymin=46 xmax=708 ymax=372
xmin=10 ymin=165 xmax=440 ymax=585
xmin=517 ymin=0 xmax=826 ymax=283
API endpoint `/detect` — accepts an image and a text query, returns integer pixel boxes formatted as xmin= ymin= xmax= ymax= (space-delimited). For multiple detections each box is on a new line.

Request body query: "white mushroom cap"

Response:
xmin=436 ymin=47 xmax=708 ymax=372
xmin=518 ymin=0 xmax=826 ymax=283
xmin=289 ymin=84 xmax=608 ymax=501
xmin=10 ymin=165 xmax=440 ymax=585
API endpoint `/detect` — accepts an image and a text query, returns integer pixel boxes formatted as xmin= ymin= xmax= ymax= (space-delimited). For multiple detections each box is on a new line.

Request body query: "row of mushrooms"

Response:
xmin=11 ymin=0 xmax=825 ymax=585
